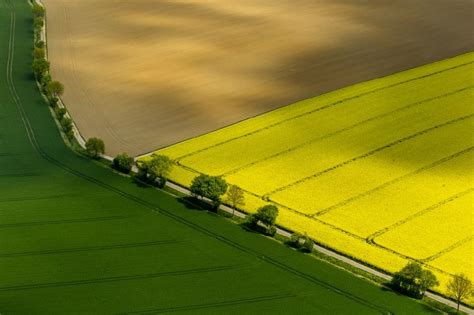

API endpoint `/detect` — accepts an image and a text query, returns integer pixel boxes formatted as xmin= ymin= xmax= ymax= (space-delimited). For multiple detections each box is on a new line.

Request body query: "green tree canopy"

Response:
xmin=225 ymin=184 xmax=245 ymax=215
xmin=391 ymin=262 xmax=438 ymax=298
xmin=85 ymin=137 xmax=105 ymax=159
xmin=113 ymin=153 xmax=134 ymax=174
xmin=32 ymin=3 xmax=45 ymax=18
xmin=254 ymin=204 xmax=278 ymax=227
xmin=190 ymin=174 xmax=228 ymax=209
xmin=32 ymin=58 xmax=49 ymax=78
xmin=147 ymin=154 xmax=173 ymax=187
xmin=46 ymin=80 xmax=64 ymax=98
xmin=33 ymin=47 xmax=45 ymax=60
xmin=447 ymin=273 xmax=473 ymax=313
xmin=135 ymin=155 xmax=173 ymax=187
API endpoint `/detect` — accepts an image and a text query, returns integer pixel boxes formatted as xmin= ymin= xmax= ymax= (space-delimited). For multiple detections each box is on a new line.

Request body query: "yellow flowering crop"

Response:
xmin=151 ymin=53 xmax=474 ymax=299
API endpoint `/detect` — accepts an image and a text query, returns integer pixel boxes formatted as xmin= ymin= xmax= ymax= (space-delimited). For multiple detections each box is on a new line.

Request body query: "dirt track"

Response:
xmin=43 ymin=0 xmax=474 ymax=156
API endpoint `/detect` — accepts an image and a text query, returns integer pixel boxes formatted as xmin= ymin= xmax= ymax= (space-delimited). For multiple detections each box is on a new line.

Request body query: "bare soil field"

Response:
xmin=43 ymin=0 xmax=474 ymax=156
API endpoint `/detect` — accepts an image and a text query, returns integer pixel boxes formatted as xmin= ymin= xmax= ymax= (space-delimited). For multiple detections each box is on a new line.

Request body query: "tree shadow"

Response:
xmin=177 ymin=196 xmax=213 ymax=212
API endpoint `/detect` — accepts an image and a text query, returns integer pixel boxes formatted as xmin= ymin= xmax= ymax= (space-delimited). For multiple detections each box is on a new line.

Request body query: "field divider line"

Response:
xmin=0 ymin=239 xmax=182 ymax=258
xmin=171 ymin=60 xmax=474 ymax=162
xmin=264 ymin=114 xmax=474 ymax=198
xmin=121 ymin=293 xmax=298 ymax=314
xmin=0 ymin=193 xmax=76 ymax=203
xmin=0 ymin=263 xmax=253 ymax=292
xmin=422 ymin=235 xmax=474 ymax=263
xmin=219 ymin=86 xmax=474 ymax=177
xmin=0 ymin=215 xmax=131 ymax=229
xmin=367 ymin=188 xmax=474 ymax=242
xmin=0 ymin=172 xmax=39 ymax=177
xmin=312 ymin=146 xmax=474 ymax=217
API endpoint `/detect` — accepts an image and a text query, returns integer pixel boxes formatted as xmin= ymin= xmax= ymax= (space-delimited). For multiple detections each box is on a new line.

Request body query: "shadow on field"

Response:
xmin=177 ymin=196 xmax=213 ymax=212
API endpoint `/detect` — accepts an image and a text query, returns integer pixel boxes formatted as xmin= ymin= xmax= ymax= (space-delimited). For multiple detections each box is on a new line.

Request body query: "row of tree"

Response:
xmin=31 ymin=3 xmax=72 ymax=142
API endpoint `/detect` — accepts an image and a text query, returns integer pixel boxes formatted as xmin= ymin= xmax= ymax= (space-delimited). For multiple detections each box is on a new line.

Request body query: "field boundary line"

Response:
xmin=0 ymin=215 xmax=130 ymax=229
xmin=169 ymin=61 xmax=474 ymax=162
xmin=264 ymin=114 xmax=474 ymax=198
xmin=0 ymin=239 xmax=183 ymax=258
xmin=312 ymin=146 xmax=474 ymax=217
xmin=367 ymin=188 xmax=474 ymax=242
xmin=121 ymin=293 xmax=298 ymax=314
xmin=0 ymin=263 xmax=252 ymax=292
xmin=219 ymin=86 xmax=473 ymax=177
xmin=423 ymin=235 xmax=474 ymax=263
xmin=0 ymin=193 xmax=76 ymax=203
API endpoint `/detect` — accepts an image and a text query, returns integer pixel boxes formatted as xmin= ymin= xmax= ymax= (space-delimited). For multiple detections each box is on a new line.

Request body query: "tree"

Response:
xmin=35 ymin=40 xmax=45 ymax=49
xmin=225 ymin=185 xmax=245 ymax=215
xmin=113 ymin=153 xmax=134 ymax=174
xmin=33 ymin=47 xmax=45 ymax=59
xmin=190 ymin=174 xmax=228 ymax=209
xmin=419 ymin=269 xmax=439 ymax=297
xmin=34 ymin=17 xmax=44 ymax=29
xmin=32 ymin=3 xmax=45 ymax=18
xmin=85 ymin=137 xmax=105 ymax=159
xmin=391 ymin=263 xmax=438 ymax=298
xmin=447 ymin=273 xmax=473 ymax=313
xmin=46 ymin=80 xmax=64 ymax=99
xmin=135 ymin=155 xmax=173 ymax=187
xmin=55 ymin=107 xmax=67 ymax=121
xmin=301 ymin=233 xmax=313 ymax=253
xmin=147 ymin=154 xmax=173 ymax=187
xmin=245 ymin=204 xmax=279 ymax=235
xmin=32 ymin=58 xmax=49 ymax=78
xmin=255 ymin=204 xmax=278 ymax=227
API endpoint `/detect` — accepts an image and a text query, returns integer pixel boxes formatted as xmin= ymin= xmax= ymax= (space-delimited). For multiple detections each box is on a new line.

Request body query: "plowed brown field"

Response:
xmin=43 ymin=0 xmax=474 ymax=156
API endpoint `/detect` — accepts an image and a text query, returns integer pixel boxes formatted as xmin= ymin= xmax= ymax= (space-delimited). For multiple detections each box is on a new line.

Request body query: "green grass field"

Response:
xmin=0 ymin=1 xmax=442 ymax=313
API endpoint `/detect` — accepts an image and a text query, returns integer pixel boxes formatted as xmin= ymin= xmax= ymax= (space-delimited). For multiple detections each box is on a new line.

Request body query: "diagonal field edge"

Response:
xmin=173 ymin=60 xmax=474 ymax=162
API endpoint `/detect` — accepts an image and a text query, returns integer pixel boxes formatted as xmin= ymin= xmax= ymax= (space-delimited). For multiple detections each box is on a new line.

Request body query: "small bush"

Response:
xmin=32 ymin=3 xmax=45 ymax=18
xmin=287 ymin=232 xmax=303 ymax=249
xmin=65 ymin=129 xmax=74 ymax=140
xmin=113 ymin=153 xmax=134 ymax=174
xmin=266 ymin=225 xmax=277 ymax=237
xmin=33 ymin=47 xmax=45 ymax=59
xmin=49 ymin=96 xmax=59 ymax=107
xmin=301 ymin=234 xmax=314 ymax=253
xmin=34 ymin=17 xmax=44 ymax=29
xmin=60 ymin=117 xmax=73 ymax=133
xmin=55 ymin=107 xmax=67 ymax=120
xmin=35 ymin=40 xmax=45 ymax=49
xmin=85 ymin=137 xmax=105 ymax=159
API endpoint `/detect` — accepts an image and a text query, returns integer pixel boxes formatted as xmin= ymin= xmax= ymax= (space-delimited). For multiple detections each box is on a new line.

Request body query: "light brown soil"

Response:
xmin=43 ymin=0 xmax=474 ymax=156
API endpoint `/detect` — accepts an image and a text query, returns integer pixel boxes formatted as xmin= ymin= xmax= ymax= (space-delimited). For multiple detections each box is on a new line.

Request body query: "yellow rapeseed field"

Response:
xmin=153 ymin=53 xmax=474 ymax=299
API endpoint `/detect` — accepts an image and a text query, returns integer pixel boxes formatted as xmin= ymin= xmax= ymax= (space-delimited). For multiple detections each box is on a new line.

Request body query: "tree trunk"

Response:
xmin=456 ymin=300 xmax=459 ymax=314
